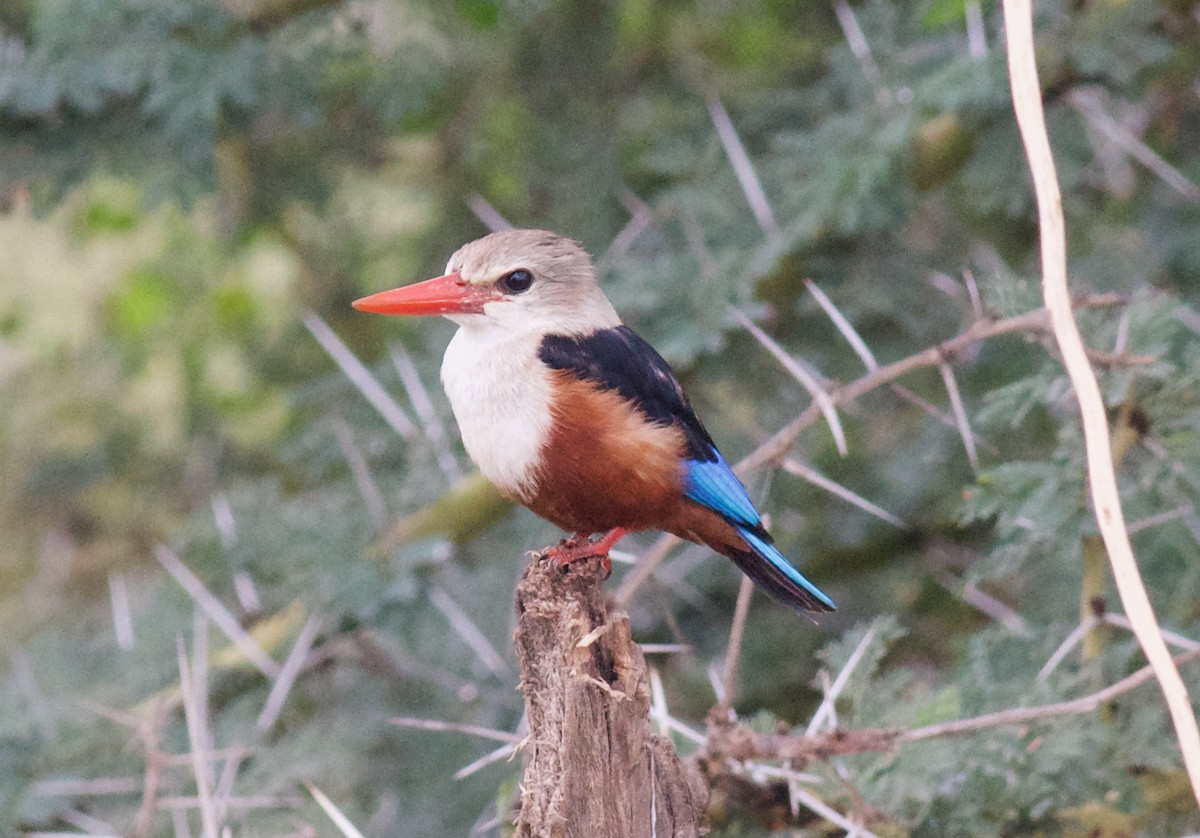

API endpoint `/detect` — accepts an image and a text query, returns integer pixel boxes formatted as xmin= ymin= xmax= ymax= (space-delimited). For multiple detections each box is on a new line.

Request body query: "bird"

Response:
xmin=352 ymin=229 xmax=834 ymax=613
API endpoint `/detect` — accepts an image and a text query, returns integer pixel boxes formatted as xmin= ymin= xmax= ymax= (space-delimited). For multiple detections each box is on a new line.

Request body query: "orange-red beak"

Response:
xmin=352 ymin=273 xmax=497 ymax=317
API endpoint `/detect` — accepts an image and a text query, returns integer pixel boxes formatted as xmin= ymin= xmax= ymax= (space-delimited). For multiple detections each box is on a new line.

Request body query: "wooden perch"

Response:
xmin=514 ymin=555 xmax=708 ymax=837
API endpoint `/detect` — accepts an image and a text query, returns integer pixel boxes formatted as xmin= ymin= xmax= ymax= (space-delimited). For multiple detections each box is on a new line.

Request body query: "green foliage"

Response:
xmin=2 ymin=0 xmax=1200 ymax=835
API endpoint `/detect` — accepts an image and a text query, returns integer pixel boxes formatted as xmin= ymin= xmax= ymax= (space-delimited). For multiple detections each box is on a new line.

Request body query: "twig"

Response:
xmin=730 ymin=307 xmax=849 ymax=455
xmin=31 ymin=778 xmax=142 ymax=796
xmin=706 ymin=95 xmax=780 ymax=236
xmin=906 ymin=647 xmax=1200 ymax=743
xmin=721 ymin=577 xmax=756 ymax=708
xmin=805 ymin=279 xmax=878 ymax=371
xmin=131 ymin=699 xmax=169 ymax=838
xmin=780 ymin=458 xmax=908 ymax=529
xmin=1104 ymin=613 xmax=1200 ymax=652
xmin=305 ymin=783 xmax=367 ymax=838
xmin=388 ymin=343 xmax=464 ymax=482
xmin=388 ymin=717 xmax=521 ymax=744
xmin=1004 ymin=0 xmax=1200 ymax=805
xmin=329 ymin=416 xmax=387 ymax=529
xmin=210 ymin=493 xmax=237 ymax=548
xmin=176 ymin=636 xmax=220 ymax=838
xmin=1066 ymin=88 xmax=1200 ymax=201
xmin=256 ymin=616 xmax=323 ymax=731
xmin=427 ymin=585 xmax=509 ymax=676
xmin=301 ymin=311 xmax=417 ymax=440
xmin=791 ymin=787 xmax=883 ymax=838
xmin=831 ymin=0 xmax=886 ymax=100
xmin=1037 ymin=617 xmax=1102 ymax=681
xmin=806 ymin=622 xmax=880 ymax=736
xmin=704 ymin=647 xmax=1200 ymax=762
xmin=615 ymin=296 xmax=1125 ymax=609
xmin=466 ymin=194 xmax=512 ymax=232
xmin=598 ymin=189 xmax=654 ymax=271
xmin=965 ymin=0 xmax=987 ymax=59
xmin=650 ymin=667 xmax=707 ymax=746
xmin=938 ymin=361 xmax=980 ymax=472
xmin=453 ymin=741 xmax=520 ymax=781
xmin=109 ymin=572 xmax=135 ymax=650
xmin=738 ymin=295 xmax=1125 ymax=474
xmin=933 ymin=573 xmax=1030 ymax=635
xmin=613 ymin=533 xmax=681 ymax=608
xmin=154 ymin=546 xmax=280 ymax=679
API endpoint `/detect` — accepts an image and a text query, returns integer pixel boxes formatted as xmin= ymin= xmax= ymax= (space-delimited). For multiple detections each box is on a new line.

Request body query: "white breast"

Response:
xmin=440 ymin=321 xmax=554 ymax=500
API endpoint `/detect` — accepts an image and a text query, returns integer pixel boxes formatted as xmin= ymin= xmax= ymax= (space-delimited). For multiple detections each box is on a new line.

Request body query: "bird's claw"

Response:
xmin=543 ymin=536 xmax=613 ymax=579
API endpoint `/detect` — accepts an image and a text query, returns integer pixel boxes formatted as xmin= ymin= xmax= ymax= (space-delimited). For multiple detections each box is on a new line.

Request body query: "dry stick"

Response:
xmin=388 ymin=717 xmax=522 ymax=744
xmin=706 ymin=94 xmax=781 ymax=236
xmin=176 ymin=638 xmax=219 ymax=838
xmin=730 ymin=306 xmax=849 ymax=455
xmin=720 ymin=576 xmax=756 ymax=708
xmin=707 ymin=648 xmax=1200 ymax=764
xmin=905 ymin=647 xmax=1200 ymax=743
xmin=514 ymin=557 xmax=707 ymax=836
xmin=1003 ymin=0 xmax=1200 ymax=807
xmin=938 ymin=361 xmax=980 ymax=472
xmin=739 ymin=295 xmax=1125 ymax=474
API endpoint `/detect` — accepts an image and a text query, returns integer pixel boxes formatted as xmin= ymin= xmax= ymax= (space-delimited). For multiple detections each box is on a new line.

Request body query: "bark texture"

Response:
xmin=514 ymin=555 xmax=708 ymax=837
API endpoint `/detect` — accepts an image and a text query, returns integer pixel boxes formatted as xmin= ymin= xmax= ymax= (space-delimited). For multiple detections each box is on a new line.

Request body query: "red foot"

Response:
xmin=543 ymin=528 xmax=629 ymax=579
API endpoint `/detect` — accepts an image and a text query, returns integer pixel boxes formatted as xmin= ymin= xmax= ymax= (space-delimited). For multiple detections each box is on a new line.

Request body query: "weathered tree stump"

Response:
xmin=514 ymin=555 xmax=708 ymax=837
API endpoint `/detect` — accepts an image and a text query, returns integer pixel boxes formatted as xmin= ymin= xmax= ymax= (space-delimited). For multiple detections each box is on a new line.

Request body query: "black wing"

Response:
xmin=538 ymin=326 xmax=717 ymax=463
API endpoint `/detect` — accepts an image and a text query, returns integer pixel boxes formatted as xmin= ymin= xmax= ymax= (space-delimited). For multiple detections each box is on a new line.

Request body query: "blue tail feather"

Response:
xmin=735 ymin=526 xmax=836 ymax=612
xmin=683 ymin=456 xmax=834 ymax=613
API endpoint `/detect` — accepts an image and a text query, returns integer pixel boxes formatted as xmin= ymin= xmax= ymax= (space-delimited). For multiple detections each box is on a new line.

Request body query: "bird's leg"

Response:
xmin=544 ymin=527 xmax=629 ymax=578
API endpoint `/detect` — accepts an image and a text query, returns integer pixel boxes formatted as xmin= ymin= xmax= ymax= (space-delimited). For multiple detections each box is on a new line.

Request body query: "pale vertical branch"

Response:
xmin=1003 ymin=0 xmax=1200 ymax=805
xmin=177 ymin=636 xmax=220 ymax=838
xmin=938 ymin=361 xmax=980 ymax=472
xmin=832 ymin=0 xmax=887 ymax=101
xmin=965 ymin=0 xmax=987 ymax=59
xmin=109 ymin=572 xmax=135 ymax=651
xmin=388 ymin=343 xmax=464 ymax=482
xmin=210 ymin=493 xmax=237 ymax=548
xmin=720 ymin=577 xmax=756 ymax=708
xmin=302 ymin=311 xmax=417 ymax=440
xmin=706 ymin=94 xmax=781 ymax=236
xmin=427 ymin=585 xmax=509 ymax=676
xmin=154 ymin=546 xmax=280 ymax=678
xmin=329 ymin=415 xmax=387 ymax=529
xmin=257 ymin=616 xmax=323 ymax=731
xmin=466 ymin=194 xmax=512 ymax=232
xmin=730 ymin=307 xmax=849 ymax=455
xmin=804 ymin=279 xmax=879 ymax=371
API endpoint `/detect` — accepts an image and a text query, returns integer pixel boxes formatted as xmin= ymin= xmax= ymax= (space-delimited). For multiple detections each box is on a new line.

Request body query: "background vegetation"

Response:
xmin=2 ymin=0 xmax=1199 ymax=834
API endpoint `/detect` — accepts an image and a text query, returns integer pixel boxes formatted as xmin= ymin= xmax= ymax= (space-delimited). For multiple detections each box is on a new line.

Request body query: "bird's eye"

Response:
xmin=499 ymin=269 xmax=533 ymax=294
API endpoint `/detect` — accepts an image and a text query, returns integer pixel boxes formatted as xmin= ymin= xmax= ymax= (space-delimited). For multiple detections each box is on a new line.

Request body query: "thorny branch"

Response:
xmin=615 ymin=293 xmax=1132 ymax=607
xmin=700 ymin=648 xmax=1200 ymax=766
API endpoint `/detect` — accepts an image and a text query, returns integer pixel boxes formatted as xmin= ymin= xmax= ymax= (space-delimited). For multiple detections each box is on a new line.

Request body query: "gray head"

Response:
xmin=444 ymin=230 xmax=621 ymax=336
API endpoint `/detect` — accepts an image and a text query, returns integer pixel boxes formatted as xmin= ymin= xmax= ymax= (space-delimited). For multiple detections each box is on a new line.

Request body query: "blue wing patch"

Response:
xmin=683 ymin=453 xmax=759 ymax=527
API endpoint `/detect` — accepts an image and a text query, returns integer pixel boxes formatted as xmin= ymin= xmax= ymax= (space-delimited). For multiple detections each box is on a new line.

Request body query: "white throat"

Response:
xmin=440 ymin=318 xmax=555 ymax=500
